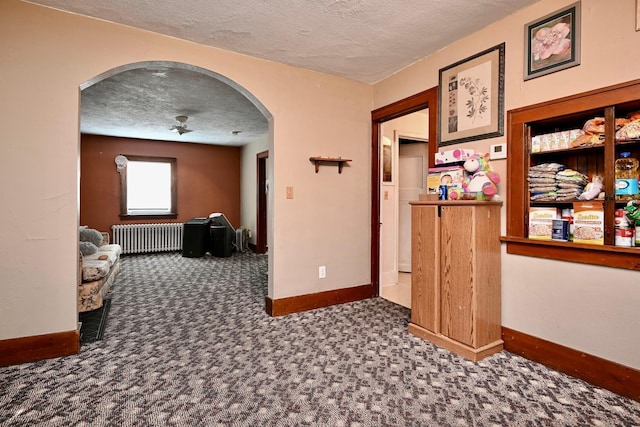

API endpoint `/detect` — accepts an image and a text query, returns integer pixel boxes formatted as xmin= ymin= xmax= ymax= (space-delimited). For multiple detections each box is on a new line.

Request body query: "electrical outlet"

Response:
xmin=286 ymin=186 xmax=294 ymax=199
xmin=318 ymin=266 xmax=326 ymax=279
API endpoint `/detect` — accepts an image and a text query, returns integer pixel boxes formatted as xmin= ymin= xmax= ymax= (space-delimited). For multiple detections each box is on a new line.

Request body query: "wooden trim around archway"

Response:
xmin=255 ymin=150 xmax=268 ymax=254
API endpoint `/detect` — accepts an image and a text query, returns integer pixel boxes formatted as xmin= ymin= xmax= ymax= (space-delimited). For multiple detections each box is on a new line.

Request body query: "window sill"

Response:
xmin=119 ymin=213 xmax=178 ymax=220
xmin=501 ymin=236 xmax=640 ymax=271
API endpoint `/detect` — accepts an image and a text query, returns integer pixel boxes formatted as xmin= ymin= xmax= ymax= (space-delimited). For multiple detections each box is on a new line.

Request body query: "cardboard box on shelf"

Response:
xmin=528 ymin=207 xmax=559 ymax=240
xmin=572 ymin=202 xmax=604 ymax=245
xmin=434 ymin=148 xmax=475 ymax=165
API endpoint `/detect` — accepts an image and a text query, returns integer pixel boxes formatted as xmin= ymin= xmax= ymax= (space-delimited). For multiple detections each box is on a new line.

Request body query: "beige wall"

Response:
xmin=0 ymin=0 xmax=372 ymax=340
xmin=3 ymin=0 xmax=638 ymax=371
xmin=374 ymin=0 xmax=640 ymax=369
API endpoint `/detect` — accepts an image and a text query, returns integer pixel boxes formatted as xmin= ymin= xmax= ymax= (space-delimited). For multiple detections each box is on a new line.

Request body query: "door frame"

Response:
xmin=256 ymin=150 xmax=268 ymax=254
xmin=370 ymin=87 xmax=438 ymax=292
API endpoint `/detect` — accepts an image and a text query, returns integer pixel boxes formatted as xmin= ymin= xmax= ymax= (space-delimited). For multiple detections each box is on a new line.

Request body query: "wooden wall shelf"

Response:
xmin=309 ymin=157 xmax=352 ymax=173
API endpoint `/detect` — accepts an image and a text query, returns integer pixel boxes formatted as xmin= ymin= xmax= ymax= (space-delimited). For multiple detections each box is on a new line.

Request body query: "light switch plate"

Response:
xmin=490 ymin=143 xmax=507 ymax=160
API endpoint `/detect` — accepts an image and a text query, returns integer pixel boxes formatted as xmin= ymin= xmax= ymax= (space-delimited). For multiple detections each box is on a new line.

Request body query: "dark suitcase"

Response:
xmin=210 ymin=225 xmax=233 ymax=257
xmin=182 ymin=218 xmax=211 ymax=257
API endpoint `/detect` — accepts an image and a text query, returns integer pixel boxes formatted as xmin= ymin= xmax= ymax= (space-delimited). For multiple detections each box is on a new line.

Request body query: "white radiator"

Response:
xmin=112 ymin=223 xmax=184 ymax=254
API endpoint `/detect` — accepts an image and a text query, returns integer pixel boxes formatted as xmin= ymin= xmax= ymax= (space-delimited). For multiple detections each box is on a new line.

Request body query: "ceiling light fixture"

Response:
xmin=170 ymin=115 xmax=193 ymax=135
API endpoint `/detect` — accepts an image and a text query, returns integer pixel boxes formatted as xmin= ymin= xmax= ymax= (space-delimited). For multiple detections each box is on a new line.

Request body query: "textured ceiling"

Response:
xmin=81 ymin=65 xmax=269 ymax=146
xmin=26 ymin=0 xmax=540 ymax=145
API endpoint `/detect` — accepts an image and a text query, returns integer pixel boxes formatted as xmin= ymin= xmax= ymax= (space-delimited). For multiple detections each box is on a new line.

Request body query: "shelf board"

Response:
xmin=530 ymin=144 xmax=604 ymax=157
xmin=501 ymin=236 xmax=640 ymax=270
xmin=309 ymin=157 xmax=352 ymax=174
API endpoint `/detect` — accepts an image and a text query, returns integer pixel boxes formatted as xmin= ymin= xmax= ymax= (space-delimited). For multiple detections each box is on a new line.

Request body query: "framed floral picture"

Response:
xmin=524 ymin=2 xmax=581 ymax=80
xmin=438 ymin=43 xmax=505 ymax=146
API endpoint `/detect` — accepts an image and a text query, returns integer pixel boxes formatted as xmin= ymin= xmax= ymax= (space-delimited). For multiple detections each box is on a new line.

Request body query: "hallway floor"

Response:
xmin=380 ymin=272 xmax=411 ymax=308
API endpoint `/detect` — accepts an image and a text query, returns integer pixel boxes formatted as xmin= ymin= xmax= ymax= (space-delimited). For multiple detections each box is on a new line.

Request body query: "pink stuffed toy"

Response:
xmin=461 ymin=153 xmax=500 ymax=200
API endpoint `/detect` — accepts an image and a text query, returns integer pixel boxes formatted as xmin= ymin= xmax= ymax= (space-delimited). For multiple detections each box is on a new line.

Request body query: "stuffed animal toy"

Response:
xmin=578 ymin=175 xmax=604 ymax=200
xmin=461 ymin=153 xmax=500 ymax=200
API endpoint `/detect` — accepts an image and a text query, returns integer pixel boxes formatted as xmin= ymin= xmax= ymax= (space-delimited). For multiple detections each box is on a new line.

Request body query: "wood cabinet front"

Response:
xmin=409 ymin=200 xmax=502 ymax=362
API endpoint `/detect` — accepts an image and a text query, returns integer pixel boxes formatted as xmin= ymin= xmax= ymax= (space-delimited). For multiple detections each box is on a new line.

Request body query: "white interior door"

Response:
xmin=398 ymin=155 xmax=424 ymax=272
xmin=398 ymin=141 xmax=428 ymax=272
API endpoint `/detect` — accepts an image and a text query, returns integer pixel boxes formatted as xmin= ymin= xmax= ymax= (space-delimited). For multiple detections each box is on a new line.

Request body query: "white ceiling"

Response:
xmin=26 ymin=0 xmax=540 ymax=144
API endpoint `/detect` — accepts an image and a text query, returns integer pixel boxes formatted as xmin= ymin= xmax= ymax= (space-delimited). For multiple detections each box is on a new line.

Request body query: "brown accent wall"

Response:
xmin=80 ymin=135 xmax=241 ymax=234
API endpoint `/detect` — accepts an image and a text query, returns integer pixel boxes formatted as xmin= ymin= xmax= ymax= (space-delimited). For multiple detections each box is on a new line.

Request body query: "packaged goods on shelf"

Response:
xmin=551 ymin=219 xmax=570 ymax=241
xmin=531 ymin=130 xmax=583 ymax=152
xmin=614 ymin=110 xmax=640 ymax=140
xmin=614 ymin=152 xmax=639 ymax=200
xmin=571 ymin=117 xmax=630 ymax=148
xmin=427 ymin=165 xmax=466 ymax=193
xmin=614 ymin=227 xmax=635 ymax=247
xmin=561 ymin=208 xmax=574 ymax=241
xmin=615 ymin=118 xmax=640 ymax=140
xmin=528 ymin=163 xmax=563 ymax=202
xmin=528 ymin=163 xmax=588 ymax=203
xmin=555 ymin=169 xmax=588 ymax=202
xmin=572 ymin=202 xmax=604 ymax=245
xmin=528 ymin=207 xmax=559 ymax=240
xmin=531 ymin=135 xmax=541 ymax=153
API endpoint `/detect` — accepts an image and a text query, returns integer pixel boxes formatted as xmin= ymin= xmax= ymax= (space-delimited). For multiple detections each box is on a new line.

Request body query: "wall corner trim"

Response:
xmin=0 ymin=330 xmax=80 ymax=367
xmin=502 ymin=327 xmax=640 ymax=402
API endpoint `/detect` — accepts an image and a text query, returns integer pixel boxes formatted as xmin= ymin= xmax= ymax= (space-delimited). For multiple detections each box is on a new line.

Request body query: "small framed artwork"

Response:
xmin=438 ymin=43 xmax=505 ymax=146
xmin=524 ymin=1 xmax=581 ymax=80
xmin=382 ymin=138 xmax=392 ymax=182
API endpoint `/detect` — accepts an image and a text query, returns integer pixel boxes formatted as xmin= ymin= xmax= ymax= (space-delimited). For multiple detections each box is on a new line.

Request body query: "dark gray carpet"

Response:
xmin=1 ymin=252 xmax=639 ymax=426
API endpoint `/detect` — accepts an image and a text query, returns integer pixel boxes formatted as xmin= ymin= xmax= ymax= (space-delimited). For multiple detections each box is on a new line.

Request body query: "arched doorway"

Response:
xmin=79 ymin=60 xmax=274 ymax=305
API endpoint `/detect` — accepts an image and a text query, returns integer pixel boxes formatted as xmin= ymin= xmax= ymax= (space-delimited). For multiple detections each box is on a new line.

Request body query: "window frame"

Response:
xmin=119 ymin=155 xmax=178 ymax=219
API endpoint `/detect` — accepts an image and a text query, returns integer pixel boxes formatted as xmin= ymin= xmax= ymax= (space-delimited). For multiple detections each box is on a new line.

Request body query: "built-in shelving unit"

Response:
xmin=504 ymin=79 xmax=640 ymax=271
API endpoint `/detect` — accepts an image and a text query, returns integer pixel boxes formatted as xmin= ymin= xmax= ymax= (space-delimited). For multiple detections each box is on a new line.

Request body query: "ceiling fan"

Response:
xmin=170 ymin=115 xmax=193 ymax=135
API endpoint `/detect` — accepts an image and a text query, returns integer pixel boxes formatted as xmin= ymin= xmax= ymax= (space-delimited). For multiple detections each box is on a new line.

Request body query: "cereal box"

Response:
xmin=528 ymin=207 xmax=559 ymax=240
xmin=572 ymin=202 xmax=605 ymax=245
xmin=427 ymin=166 xmax=466 ymax=193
